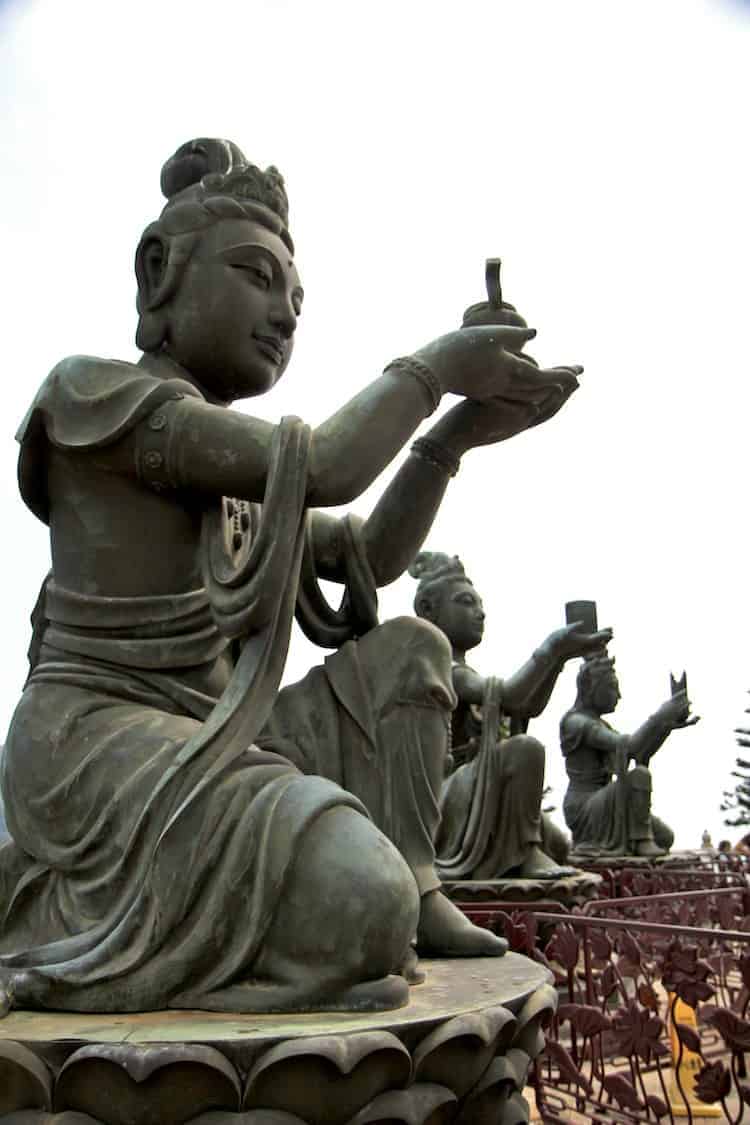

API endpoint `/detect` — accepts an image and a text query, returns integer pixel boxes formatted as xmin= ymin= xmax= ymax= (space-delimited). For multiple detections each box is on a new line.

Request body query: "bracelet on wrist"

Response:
xmin=386 ymin=355 xmax=442 ymax=415
xmin=410 ymin=436 xmax=460 ymax=477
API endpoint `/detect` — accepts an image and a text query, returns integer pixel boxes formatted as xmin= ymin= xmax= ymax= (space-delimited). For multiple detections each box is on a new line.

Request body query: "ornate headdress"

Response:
xmin=576 ymin=651 xmax=617 ymax=706
xmin=159 ymin=138 xmax=290 ymax=230
xmin=409 ymin=552 xmax=472 ymax=617
xmin=135 ymin=138 xmax=293 ymax=351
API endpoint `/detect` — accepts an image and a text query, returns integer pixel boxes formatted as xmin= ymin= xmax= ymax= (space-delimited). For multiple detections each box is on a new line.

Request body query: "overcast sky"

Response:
xmin=1 ymin=0 xmax=748 ymax=849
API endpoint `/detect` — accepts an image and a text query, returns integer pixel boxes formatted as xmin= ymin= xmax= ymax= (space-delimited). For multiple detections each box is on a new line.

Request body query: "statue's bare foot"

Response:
xmin=0 ymin=973 xmax=15 ymax=1019
xmin=416 ymin=889 xmax=508 ymax=957
xmin=516 ymin=845 xmax=577 ymax=880
xmin=634 ymin=839 xmax=667 ymax=858
xmin=398 ymin=943 xmax=426 ymax=985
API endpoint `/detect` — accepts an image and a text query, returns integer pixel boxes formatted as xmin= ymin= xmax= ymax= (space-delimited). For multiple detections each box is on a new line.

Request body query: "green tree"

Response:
xmin=721 ymin=695 xmax=750 ymax=827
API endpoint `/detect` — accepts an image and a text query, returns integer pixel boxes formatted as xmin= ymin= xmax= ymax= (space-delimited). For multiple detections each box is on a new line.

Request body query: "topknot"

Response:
xmin=410 ymin=552 xmax=472 ymax=617
xmin=160 ymin=139 xmax=248 ymax=199
xmin=408 ymin=552 xmax=466 ymax=583
xmin=159 ymin=137 xmax=290 ymax=227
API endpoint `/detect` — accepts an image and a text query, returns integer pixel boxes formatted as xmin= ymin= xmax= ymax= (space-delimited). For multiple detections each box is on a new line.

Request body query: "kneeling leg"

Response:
xmin=254 ymin=806 xmax=419 ymax=1011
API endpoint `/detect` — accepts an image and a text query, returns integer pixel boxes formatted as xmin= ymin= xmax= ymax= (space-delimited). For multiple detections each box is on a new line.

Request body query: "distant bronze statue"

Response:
xmin=0 ymin=139 xmax=583 ymax=1015
xmin=560 ymin=651 xmax=698 ymax=858
xmin=410 ymin=553 xmax=611 ymax=880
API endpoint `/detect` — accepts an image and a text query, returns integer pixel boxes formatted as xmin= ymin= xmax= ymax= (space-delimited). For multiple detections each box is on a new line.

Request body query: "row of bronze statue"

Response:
xmin=0 ymin=136 xmax=697 ymax=1016
xmin=410 ymin=553 xmax=695 ymax=876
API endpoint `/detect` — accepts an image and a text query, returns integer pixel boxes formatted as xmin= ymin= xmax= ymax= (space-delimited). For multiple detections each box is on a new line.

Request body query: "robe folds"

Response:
xmin=434 ymin=677 xmax=545 ymax=880
xmin=560 ymin=710 xmax=674 ymax=855
xmin=0 ymin=355 xmax=380 ymax=1013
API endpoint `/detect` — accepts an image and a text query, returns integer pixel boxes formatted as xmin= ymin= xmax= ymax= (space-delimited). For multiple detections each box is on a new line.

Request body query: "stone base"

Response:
xmin=0 ymin=954 xmax=554 ymax=1125
xmin=653 ymin=848 xmax=706 ymax=867
xmin=570 ymin=848 xmax=703 ymax=869
xmin=442 ymin=869 xmax=602 ymax=908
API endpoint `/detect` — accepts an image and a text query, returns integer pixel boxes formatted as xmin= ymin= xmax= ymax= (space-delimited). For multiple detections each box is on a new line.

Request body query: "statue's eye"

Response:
xmin=238 ymin=265 xmax=271 ymax=288
xmin=252 ymin=267 xmax=271 ymax=288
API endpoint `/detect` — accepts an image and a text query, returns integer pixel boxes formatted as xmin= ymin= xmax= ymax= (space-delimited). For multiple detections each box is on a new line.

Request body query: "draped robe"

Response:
xmin=0 ymin=356 xmax=389 ymax=1012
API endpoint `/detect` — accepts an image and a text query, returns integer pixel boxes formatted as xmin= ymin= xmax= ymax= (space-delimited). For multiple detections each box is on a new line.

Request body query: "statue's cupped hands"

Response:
xmin=418 ymin=325 xmax=582 ymax=454
xmin=415 ymin=325 xmax=582 ymax=404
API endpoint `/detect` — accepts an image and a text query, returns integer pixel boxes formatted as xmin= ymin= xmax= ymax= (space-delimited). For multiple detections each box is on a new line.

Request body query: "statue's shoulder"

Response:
xmin=560 ymin=707 xmax=583 ymax=730
xmin=17 ymin=354 xmax=199 ymax=449
xmin=560 ymin=707 xmax=594 ymax=752
xmin=16 ymin=355 xmax=200 ymax=524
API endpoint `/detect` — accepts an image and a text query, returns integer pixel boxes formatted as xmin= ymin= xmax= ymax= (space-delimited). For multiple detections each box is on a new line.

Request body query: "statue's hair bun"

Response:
xmin=160 ymin=138 xmax=248 ymax=200
xmin=408 ymin=551 xmax=464 ymax=581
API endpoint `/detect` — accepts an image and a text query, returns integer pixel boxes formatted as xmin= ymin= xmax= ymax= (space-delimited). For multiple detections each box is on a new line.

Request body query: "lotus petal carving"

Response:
xmin=453 ymin=1053 xmax=526 ymax=1125
xmin=191 ymin=1114 xmax=308 ymax=1125
xmin=508 ymin=983 xmax=557 ymax=1058
xmin=346 ymin=1081 xmax=457 ymax=1125
xmin=0 ymin=1115 xmax=102 ymax=1125
xmin=243 ymin=1032 xmax=411 ymax=1125
xmin=0 ymin=1040 xmax=53 ymax=1114
xmin=54 ymin=1043 xmax=241 ymax=1123
xmin=412 ymin=1005 xmax=516 ymax=1099
xmin=494 ymin=1091 xmax=529 ymax=1125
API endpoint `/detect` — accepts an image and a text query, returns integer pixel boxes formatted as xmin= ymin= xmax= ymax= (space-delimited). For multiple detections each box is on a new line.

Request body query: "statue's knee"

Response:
xmin=629 ymin=765 xmax=652 ymax=790
xmin=282 ymin=808 xmax=418 ymax=975
xmin=502 ymin=735 xmax=546 ymax=778
xmin=366 ymin=617 xmax=454 ymax=712
xmin=381 ymin=616 xmax=452 ymax=662
xmin=653 ymin=818 xmax=674 ymax=850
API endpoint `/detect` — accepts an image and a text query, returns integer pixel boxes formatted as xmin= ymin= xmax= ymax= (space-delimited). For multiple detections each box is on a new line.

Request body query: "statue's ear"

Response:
xmin=415 ymin=593 xmax=436 ymax=623
xmin=135 ymin=233 xmax=169 ymax=352
xmin=136 ymin=234 xmax=168 ymax=311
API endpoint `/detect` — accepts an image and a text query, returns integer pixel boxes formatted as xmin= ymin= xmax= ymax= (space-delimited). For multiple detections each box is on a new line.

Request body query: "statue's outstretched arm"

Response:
xmin=502 ymin=625 xmax=613 ymax=716
xmin=120 ymin=368 xmax=434 ymax=508
xmin=121 ymin=324 xmax=568 ymax=513
xmin=309 ymin=443 xmax=454 ymax=587
xmin=307 ymin=341 xmax=582 ymax=586
xmin=501 ymin=647 xmax=564 ymax=716
xmin=629 ymin=691 xmax=695 ymax=765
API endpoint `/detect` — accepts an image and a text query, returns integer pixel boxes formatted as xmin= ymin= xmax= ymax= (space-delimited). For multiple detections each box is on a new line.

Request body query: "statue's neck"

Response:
xmin=138 ymin=351 xmax=229 ymax=406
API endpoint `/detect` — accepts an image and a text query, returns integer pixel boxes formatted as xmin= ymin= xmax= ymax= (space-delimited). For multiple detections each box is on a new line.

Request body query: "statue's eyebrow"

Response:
xmin=214 ymin=242 xmax=282 ymax=270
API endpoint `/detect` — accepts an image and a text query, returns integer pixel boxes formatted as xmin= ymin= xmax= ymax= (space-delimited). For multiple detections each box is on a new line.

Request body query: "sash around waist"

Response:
xmin=41 ymin=580 xmax=229 ymax=671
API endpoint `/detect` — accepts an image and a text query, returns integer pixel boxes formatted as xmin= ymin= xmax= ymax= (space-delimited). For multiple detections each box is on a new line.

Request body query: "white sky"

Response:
xmin=1 ymin=0 xmax=748 ymax=850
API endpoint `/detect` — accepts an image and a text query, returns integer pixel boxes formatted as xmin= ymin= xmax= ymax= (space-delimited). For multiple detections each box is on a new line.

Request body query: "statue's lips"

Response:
xmin=253 ymin=335 xmax=285 ymax=365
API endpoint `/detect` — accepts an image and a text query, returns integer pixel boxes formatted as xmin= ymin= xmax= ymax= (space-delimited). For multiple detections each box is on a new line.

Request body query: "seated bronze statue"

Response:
xmin=410 ymin=553 xmax=610 ymax=880
xmin=0 ymin=138 xmax=583 ymax=1015
xmin=560 ymin=653 xmax=697 ymax=858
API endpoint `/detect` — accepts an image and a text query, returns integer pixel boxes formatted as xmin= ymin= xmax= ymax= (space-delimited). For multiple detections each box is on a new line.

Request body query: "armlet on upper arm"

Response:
xmin=134 ymin=398 xmax=186 ymax=492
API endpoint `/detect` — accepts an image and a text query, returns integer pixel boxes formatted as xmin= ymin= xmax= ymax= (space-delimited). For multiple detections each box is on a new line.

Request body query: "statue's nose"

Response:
xmin=269 ymin=296 xmax=297 ymax=338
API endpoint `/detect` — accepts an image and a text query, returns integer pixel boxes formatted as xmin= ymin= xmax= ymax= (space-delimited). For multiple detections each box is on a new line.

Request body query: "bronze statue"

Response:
xmin=0 ymin=138 xmax=582 ymax=1015
xmin=410 ymin=553 xmax=610 ymax=880
xmin=560 ymin=652 xmax=697 ymax=857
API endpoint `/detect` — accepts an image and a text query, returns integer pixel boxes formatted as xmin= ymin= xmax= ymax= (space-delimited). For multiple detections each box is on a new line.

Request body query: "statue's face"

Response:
xmin=434 ymin=581 xmax=485 ymax=652
xmin=163 ymin=217 xmax=304 ymax=403
xmin=592 ymin=670 xmax=620 ymax=715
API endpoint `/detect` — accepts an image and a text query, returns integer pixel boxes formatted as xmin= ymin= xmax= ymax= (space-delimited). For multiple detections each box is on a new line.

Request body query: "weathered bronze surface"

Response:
xmin=0 ymin=137 xmax=582 ymax=1015
xmin=410 ymin=553 xmax=610 ymax=881
xmin=560 ymin=647 xmax=698 ymax=858
xmin=0 ymin=955 xmax=555 ymax=1124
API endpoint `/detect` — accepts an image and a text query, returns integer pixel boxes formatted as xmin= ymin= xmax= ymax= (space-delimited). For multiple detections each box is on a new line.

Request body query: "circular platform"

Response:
xmin=0 ymin=955 xmax=554 ymax=1124
xmin=443 ymin=868 xmax=602 ymax=907
xmin=0 ymin=954 xmax=544 ymax=1046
